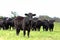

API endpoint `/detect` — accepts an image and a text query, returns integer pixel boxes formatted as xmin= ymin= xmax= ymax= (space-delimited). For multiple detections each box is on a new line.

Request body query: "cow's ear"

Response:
xmin=25 ymin=14 xmax=28 ymax=16
xmin=33 ymin=14 xmax=36 ymax=16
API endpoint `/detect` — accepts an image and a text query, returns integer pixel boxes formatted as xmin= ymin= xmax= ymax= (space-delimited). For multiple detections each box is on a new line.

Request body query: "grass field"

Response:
xmin=0 ymin=22 xmax=60 ymax=40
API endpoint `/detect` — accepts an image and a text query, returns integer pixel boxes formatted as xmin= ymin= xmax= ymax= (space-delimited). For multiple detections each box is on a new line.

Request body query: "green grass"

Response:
xmin=0 ymin=22 xmax=60 ymax=40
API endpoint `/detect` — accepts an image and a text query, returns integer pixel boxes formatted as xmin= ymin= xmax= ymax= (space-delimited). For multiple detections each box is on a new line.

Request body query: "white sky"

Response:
xmin=0 ymin=0 xmax=60 ymax=18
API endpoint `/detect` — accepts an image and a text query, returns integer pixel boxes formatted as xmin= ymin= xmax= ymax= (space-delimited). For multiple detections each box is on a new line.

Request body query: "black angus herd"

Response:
xmin=0 ymin=13 xmax=55 ymax=37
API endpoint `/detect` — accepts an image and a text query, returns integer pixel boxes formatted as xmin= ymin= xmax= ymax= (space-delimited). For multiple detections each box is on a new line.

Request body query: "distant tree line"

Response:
xmin=38 ymin=15 xmax=60 ymax=22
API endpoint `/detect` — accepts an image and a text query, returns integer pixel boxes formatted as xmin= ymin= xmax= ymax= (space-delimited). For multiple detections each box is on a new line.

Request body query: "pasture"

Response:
xmin=0 ymin=22 xmax=60 ymax=40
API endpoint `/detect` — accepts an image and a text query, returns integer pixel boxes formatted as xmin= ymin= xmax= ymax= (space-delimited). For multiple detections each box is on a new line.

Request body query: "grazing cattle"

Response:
xmin=32 ymin=17 xmax=38 ymax=31
xmin=7 ymin=18 xmax=15 ymax=30
xmin=0 ymin=19 xmax=5 ymax=30
xmin=42 ymin=19 xmax=55 ymax=31
xmin=14 ymin=13 xmax=36 ymax=37
xmin=31 ymin=18 xmax=55 ymax=32
xmin=33 ymin=19 xmax=48 ymax=31
xmin=42 ymin=20 xmax=49 ymax=31
xmin=32 ymin=18 xmax=48 ymax=31
xmin=48 ymin=20 xmax=55 ymax=31
xmin=3 ymin=17 xmax=14 ymax=30
xmin=3 ymin=17 xmax=9 ymax=30
xmin=36 ymin=20 xmax=43 ymax=31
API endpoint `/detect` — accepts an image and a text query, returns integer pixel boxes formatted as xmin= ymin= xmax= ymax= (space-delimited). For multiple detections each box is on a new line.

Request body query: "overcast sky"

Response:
xmin=0 ymin=0 xmax=60 ymax=18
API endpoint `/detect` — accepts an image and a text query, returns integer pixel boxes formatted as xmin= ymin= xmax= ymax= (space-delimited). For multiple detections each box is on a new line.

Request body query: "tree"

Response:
xmin=38 ymin=15 xmax=52 ymax=20
xmin=11 ymin=11 xmax=18 ymax=17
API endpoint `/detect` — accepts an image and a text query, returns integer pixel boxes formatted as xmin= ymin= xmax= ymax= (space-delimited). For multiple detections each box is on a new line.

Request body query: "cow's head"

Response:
xmin=25 ymin=13 xmax=36 ymax=21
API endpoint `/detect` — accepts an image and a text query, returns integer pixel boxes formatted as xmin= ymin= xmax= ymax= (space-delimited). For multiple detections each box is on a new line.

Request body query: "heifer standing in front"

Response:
xmin=14 ymin=13 xmax=36 ymax=37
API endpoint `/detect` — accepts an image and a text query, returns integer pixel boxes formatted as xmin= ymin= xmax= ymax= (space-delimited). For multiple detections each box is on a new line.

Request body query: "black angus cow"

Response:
xmin=7 ymin=18 xmax=15 ymax=30
xmin=0 ymin=19 xmax=5 ymax=30
xmin=36 ymin=20 xmax=43 ymax=31
xmin=42 ymin=19 xmax=55 ymax=31
xmin=35 ymin=19 xmax=49 ymax=31
xmin=3 ymin=17 xmax=9 ymax=30
xmin=3 ymin=17 xmax=14 ymax=30
xmin=32 ymin=18 xmax=54 ymax=31
xmin=32 ymin=18 xmax=45 ymax=31
xmin=14 ymin=13 xmax=36 ymax=37
xmin=48 ymin=20 xmax=55 ymax=31
xmin=32 ymin=17 xmax=42 ymax=31
xmin=32 ymin=17 xmax=38 ymax=31
xmin=42 ymin=20 xmax=49 ymax=31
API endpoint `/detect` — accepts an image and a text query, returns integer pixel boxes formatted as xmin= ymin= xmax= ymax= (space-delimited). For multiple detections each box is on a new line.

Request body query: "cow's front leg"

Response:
xmin=27 ymin=28 xmax=30 ymax=38
xmin=16 ymin=28 xmax=20 ymax=36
